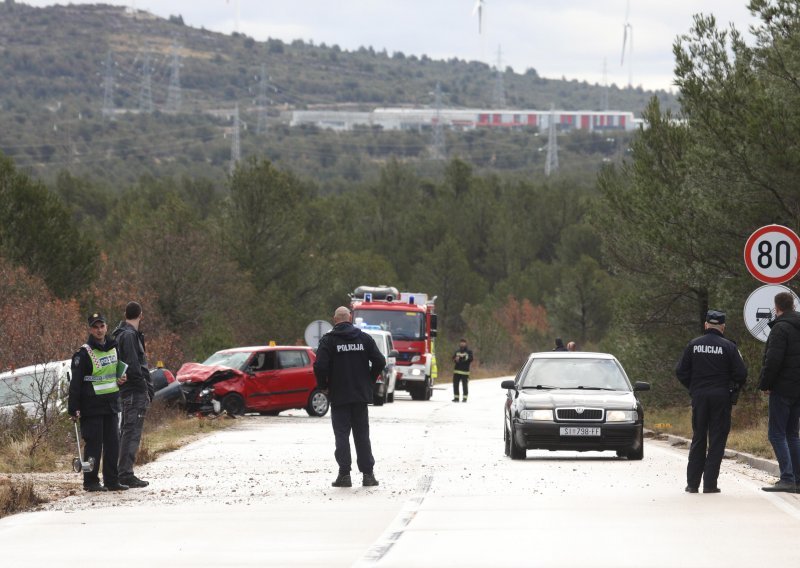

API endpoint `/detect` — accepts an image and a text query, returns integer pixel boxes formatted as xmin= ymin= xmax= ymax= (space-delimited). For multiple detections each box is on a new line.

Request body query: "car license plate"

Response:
xmin=560 ymin=427 xmax=600 ymax=437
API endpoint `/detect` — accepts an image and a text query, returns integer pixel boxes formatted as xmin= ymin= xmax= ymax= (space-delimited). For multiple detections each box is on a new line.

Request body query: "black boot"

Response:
xmin=363 ymin=472 xmax=379 ymax=487
xmin=331 ymin=473 xmax=352 ymax=488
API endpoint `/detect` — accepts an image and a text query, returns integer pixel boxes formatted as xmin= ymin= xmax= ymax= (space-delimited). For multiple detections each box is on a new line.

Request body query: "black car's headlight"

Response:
xmin=520 ymin=409 xmax=553 ymax=421
xmin=605 ymin=410 xmax=637 ymax=422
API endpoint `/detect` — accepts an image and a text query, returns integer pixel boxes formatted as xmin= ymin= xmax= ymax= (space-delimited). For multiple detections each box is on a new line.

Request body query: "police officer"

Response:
xmin=67 ymin=313 xmax=129 ymax=492
xmin=675 ymin=310 xmax=747 ymax=494
xmin=452 ymin=338 xmax=474 ymax=402
xmin=314 ymin=306 xmax=385 ymax=488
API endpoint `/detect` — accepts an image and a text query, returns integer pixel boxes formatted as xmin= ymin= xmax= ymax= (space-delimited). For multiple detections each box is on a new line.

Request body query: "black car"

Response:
xmin=501 ymin=352 xmax=650 ymax=460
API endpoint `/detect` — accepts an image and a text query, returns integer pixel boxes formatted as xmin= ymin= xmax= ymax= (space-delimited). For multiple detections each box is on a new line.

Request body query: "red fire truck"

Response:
xmin=350 ymin=285 xmax=438 ymax=401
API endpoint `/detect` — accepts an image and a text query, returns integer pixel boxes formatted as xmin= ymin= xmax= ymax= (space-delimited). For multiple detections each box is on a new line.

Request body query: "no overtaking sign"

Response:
xmin=743 ymin=225 xmax=800 ymax=284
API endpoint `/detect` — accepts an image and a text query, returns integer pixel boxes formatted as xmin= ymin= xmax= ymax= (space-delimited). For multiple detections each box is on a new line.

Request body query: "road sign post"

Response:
xmin=743 ymin=224 xmax=800 ymax=284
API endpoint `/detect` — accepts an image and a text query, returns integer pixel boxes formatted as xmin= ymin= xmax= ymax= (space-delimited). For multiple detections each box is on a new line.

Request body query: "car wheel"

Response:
xmin=221 ymin=393 xmax=245 ymax=416
xmin=627 ymin=444 xmax=644 ymax=461
xmin=504 ymin=425 xmax=511 ymax=457
xmin=305 ymin=389 xmax=330 ymax=417
xmin=410 ymin=384 xmax=424 ymax=400
xmin=387 ymin=392 xmax=394 ymax=403
xmin=509 ymin=425 xmax=527 ymax=460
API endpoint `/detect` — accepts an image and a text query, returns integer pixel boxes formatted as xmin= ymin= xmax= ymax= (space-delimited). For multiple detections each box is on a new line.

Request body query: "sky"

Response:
xmin=21 ymin=1 xmax=758 ymax=92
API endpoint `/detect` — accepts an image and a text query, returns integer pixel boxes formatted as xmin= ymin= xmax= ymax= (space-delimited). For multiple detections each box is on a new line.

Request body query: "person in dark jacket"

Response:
xmin=758 ymin=291 xmax=800 ymax=493
xmin=68 ymin=313 xmax=129 ymax=492
xmin=553 ymin=338 xmax=567 ymax=351
xmin=675 ymin=309 xmax=747 ymax=494
xmin=452 ymin=339 xmax=474 ymax=403
xmin=314 ymin=306 xmax=385 ymax=488
xmin=111 ymin=301 xmax=153 ymax=489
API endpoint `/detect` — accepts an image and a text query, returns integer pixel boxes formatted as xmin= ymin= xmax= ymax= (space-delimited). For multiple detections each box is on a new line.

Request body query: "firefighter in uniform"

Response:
xmin=314 ymin=306 xmax=385 ymax=488
xmin=675 ymin=310 xmax=747 ymax=493
xmin=67 ymin=313 xmax=129 ymax=492
xmin=452 ymin=338 xmax=474 ymax=402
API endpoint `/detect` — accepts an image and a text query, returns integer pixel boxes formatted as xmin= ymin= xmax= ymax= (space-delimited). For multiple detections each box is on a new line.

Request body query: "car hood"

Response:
xmin=176 ymin=362 xmax=242 ymax=385
xmin=518 ymin=389 xmax=637 ymax=409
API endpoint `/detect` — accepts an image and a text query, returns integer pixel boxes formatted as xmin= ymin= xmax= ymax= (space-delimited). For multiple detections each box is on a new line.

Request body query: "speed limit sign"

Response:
xmin=744 ymin=225 xmax=800 ymax=284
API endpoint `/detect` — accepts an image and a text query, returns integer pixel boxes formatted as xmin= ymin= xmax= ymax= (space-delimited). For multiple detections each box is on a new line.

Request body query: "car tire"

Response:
xmin=387 ymin=392 xmax=394 ymax=403
xmin=305 ymin=389 xmax=330 ymax=417
xmin=627 ymin=444 xmax=644 ymax=461
xmin=504 ymin=425 xmax=511 ymax=457
xmin=410 ymin=384 xmax=424 ymax=400
xmin=509 ymin=425 xmax=527 ymax=460
xmin=424 ymin=376 xmax=433 ymax=400
xmin=221 ymin=393 xmax=246 ymax=416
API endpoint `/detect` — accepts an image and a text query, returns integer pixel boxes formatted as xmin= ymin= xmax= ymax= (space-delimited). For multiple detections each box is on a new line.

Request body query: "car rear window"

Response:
xmin=520 ymin=358 xmax=631 ymax=391
xmin=277 ymin=350 xmax=309 ymax=369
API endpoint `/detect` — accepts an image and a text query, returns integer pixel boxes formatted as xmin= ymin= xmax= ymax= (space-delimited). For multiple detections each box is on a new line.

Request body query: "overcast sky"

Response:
xmin=22 ymin=1 xmax=757 ymax=92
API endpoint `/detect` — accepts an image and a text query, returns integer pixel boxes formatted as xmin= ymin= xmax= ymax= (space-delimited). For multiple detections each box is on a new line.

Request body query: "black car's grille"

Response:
xmin=556 ymin=408 xmax=604 ymax=421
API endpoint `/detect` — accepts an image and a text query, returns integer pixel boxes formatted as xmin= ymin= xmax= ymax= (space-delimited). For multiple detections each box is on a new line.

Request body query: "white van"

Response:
xmin=0 ymin=360 xmax=71 ymax=417
xmin=362 ymin=329 xmax=398 ymax=404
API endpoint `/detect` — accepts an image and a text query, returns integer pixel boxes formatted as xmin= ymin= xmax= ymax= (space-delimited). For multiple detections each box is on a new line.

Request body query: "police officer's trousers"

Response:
xmin=687 ymin=393 xmax=731 ymax=490
xmin=331 ymin=403 xmax=374 ymax=475
xmin=80 ymin=413 xmax=120 ymax=487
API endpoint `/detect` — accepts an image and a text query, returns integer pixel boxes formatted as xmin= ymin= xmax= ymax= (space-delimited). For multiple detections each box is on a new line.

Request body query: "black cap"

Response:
xmin=87 ymin=313 xmax=106 ymax=326
xmin=706 ymin=310 xmax=726 ymax=325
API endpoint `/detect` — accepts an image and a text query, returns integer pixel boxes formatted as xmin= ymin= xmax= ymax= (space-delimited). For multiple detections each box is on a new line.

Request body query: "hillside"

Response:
xmin=0 ymin=2 xmax=678 ymax=188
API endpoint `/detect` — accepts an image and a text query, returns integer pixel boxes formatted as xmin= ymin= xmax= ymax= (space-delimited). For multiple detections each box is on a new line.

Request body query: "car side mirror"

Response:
xmin=633 ymin=381 xmax=651 ymax=392
xmin=500 ymin=380 xmax=516 ymax=390
xmin=389 ymin=350 xmax=399 ymax=358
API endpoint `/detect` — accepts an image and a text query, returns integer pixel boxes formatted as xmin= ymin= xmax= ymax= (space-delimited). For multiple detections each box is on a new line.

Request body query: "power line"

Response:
xmin=166 ymin=41 xmax=182 ymax=113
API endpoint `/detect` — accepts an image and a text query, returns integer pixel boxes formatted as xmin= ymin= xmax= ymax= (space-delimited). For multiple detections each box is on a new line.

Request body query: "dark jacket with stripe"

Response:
xmin=313 ymin=322 xmax=385 ymax=406
xmin=759 ymin=311 xmax=800 ymax=398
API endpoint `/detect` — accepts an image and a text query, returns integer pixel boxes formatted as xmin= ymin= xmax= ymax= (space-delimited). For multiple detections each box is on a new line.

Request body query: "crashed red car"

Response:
xmin=176 ymin=346 xmax=329 ymax=417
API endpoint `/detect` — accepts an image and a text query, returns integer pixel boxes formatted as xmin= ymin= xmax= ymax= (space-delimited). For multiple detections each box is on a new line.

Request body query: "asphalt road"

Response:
xmin=2 ymin=378 xmax=800 ymax=567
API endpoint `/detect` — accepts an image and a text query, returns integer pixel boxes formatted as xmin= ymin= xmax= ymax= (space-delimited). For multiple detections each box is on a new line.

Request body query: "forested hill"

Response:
xmin=0 ymin=1 xmax=678 ymax=188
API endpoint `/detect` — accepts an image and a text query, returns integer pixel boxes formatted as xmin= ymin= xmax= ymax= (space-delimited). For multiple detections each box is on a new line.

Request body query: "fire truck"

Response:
xmin=350 ymin=285 xmax=437 ymax=401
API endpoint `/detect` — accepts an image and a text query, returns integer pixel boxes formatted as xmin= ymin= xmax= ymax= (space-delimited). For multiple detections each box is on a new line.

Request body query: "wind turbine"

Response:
xmin=473 ymin=0 xmax=486 ymax=35
xmin=620 ymin=0 xmax=633 ymax=87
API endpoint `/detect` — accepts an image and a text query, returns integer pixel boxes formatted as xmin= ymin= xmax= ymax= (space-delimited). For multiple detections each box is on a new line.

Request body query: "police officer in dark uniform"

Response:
xmin=314 ymin=306 xmax=385 ymax=488
xmin=67 ymin=313 xmax=129 ymax=492
xmin=675 ymin=310 xmax=747 ymax=493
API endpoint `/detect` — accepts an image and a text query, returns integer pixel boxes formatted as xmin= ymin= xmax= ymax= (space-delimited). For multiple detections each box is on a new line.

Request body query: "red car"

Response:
xmin=176 ymin=346 xmax=329 ymax=417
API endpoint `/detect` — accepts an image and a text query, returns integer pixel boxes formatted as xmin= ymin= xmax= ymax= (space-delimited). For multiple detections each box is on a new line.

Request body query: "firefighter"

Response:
xmin=452 ymin=338 xmax=474 ymax=403
xmin=67 ymin=313 xmax=129 ymax=492
xmin=675 ymin=310 xmax=747 ymax=494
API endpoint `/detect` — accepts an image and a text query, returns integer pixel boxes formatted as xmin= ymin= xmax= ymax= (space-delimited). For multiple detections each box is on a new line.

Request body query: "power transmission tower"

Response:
xmin=102 ymin=51 xmax=115 ymax=120
xmin=256 ymin=63 xmax=269 ymax=135
xmin=545 ymin=105 xmax=559 ymax=177
xmin=166 ymin=41 xmax=182 ymax=113
xmin=230 ymin=104 xmax=241 ymax=174
xmin=492 ymin=45 xmax=506 ymax=109
xmin=138 ymin=49 xmax=153 ymax=113
xmin=431 ymin=82 xmax=446 ymax=160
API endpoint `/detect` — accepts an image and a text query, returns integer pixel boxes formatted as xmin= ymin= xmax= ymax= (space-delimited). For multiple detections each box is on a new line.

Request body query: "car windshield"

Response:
xmin=201 ymin=351 xmax=252 ymax=371
xmin=354 ymin=310 xmax=425 ymax=341
xmin=520 ymin=358 xmax=631 ymax=391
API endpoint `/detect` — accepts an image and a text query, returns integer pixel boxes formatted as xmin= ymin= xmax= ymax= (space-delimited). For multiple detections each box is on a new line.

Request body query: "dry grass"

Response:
xmin=648 ymin=402 xmax=774 ymax=459
xmin=0 ymin=477 xmax=44 ymax=519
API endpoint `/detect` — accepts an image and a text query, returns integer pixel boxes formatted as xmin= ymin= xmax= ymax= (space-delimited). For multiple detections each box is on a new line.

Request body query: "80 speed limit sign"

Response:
xmin=744 ymin=225 xmax=800 ymax=284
